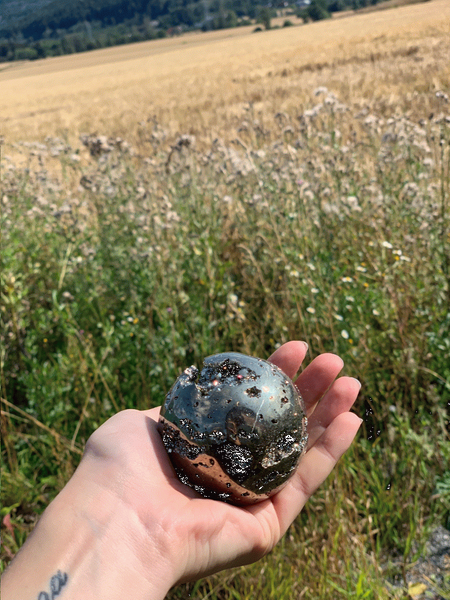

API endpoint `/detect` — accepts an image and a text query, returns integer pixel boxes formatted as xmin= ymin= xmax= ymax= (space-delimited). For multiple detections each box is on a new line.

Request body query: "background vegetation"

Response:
xmin=1 ymin=2 xmax=449 ymax=598
xmin=0 ymin=0 xmax=427 ymax=62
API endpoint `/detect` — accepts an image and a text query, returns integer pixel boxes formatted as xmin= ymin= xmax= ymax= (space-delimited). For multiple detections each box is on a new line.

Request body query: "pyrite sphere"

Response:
xmin=158 ymin=352 xmax=308 ymax=505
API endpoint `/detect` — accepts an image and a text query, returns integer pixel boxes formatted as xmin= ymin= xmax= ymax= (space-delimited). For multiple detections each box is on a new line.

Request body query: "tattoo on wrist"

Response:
xmin=37 ymin=571 xmax=68 ymax=600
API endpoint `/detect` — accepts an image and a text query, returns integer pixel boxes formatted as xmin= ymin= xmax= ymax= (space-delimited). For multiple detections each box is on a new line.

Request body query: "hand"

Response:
xmin=79 ymin=342 xmax=361 ymax=583
xmin=2 ymin=342 xmax=361 ymax=600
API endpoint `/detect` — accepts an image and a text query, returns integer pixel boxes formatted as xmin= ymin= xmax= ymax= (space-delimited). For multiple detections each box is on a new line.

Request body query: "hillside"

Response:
xmin=0 ymin=0 xmax=400 ymax=61
xmin=2 ymin=0 xmax=268 ymax=39
xmin=0 ymin=0 xmax=55 ymax=29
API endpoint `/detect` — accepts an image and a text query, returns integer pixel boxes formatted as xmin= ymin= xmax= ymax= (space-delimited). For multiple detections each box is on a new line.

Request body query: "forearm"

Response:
xmin=1 ymin=461 xmax=175 ymax=600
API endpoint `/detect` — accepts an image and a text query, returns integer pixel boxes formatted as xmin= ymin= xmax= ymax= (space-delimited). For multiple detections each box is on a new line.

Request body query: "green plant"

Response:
xmin=1 ymin=87 xmax=449 ymax=598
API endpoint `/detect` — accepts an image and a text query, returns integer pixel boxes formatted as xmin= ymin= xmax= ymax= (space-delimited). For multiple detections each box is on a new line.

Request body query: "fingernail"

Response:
xmin=301 ymin=341 xmax=309 ymax=352
xmin=350 ymin=377 xmax=362 ymax=390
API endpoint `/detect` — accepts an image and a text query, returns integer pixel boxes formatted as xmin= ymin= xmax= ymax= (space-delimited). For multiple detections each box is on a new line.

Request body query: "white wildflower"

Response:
xmin=228 ymin=293 xmax=238 ymax=306
xmin=322 ymin=202 xmax=339 ymax=215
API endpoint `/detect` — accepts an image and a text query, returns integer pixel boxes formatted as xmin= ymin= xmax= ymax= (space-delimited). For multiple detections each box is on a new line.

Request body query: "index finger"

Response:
xmin=267 ymin=340 xmax=309 ymax=380
xmin=295 ymin=353 xmax=344 ymax=415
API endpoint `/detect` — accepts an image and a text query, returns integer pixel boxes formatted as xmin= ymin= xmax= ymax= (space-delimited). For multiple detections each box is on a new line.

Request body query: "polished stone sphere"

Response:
xmin=158 ymin=352 xmax=308 ymax=505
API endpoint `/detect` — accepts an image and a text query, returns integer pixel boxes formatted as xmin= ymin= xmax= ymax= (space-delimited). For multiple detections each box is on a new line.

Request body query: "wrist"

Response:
xmin=2 ymin=457 xmax=177 ymax=600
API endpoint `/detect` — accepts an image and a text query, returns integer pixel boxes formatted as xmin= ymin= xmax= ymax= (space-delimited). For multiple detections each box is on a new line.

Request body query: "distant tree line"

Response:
xmin=0 ymin=0 xmax=388 ymax=62
xmin=297 ymin=0 xmax=381 ymax=22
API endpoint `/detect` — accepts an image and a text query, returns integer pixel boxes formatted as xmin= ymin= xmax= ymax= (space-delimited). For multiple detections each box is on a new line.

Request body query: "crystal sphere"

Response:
xmin=158 ymin=352 xmax=308 ymax=505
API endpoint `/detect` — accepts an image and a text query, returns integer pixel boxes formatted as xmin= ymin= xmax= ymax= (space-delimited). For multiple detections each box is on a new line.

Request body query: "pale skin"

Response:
xmin=1 ymin=341 xmax=362 ymax=600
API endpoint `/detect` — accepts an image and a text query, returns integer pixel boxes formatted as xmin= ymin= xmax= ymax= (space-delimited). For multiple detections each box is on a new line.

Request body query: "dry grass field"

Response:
xmin=1 ymin=0 xmax=449 ymax=158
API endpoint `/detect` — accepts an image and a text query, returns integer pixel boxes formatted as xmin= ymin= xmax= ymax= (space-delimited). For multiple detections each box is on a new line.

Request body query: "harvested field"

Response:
xmin=1 ymin=0 xmax=449 ymax=157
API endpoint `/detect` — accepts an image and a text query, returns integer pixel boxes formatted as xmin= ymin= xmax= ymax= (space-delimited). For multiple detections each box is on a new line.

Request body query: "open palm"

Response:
xmin=82 ymin=341 xmax=361 ymax=587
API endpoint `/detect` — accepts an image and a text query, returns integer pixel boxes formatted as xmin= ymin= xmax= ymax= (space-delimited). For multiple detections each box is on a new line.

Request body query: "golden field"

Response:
xmin=1 ymin=0 xmax=449 ymax=158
